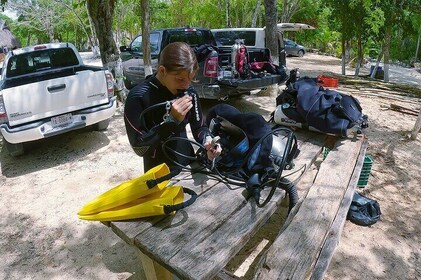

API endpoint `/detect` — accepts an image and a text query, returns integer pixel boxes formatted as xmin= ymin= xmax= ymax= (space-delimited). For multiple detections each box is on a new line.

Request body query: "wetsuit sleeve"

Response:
xmin=187 ymin=88 xmax=211 ymax=145
xmin=124 ymin=88 xmax=178 ymax=156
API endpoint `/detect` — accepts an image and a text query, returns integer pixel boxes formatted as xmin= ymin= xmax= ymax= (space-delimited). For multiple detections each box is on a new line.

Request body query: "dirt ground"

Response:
xmin=1 ymin=53 xmax=420 ymax=280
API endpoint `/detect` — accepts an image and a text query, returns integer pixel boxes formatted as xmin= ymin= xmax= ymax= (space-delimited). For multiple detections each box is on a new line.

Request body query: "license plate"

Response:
xmin=51 ymin=113 xmax=72 ymax=128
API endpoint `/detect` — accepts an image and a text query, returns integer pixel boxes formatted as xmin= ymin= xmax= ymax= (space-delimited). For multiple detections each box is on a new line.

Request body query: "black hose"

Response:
xmin=278 ymin=177 xmax=299 ymax=213
xmin=139 ymin=101 xmax=169 ymax=130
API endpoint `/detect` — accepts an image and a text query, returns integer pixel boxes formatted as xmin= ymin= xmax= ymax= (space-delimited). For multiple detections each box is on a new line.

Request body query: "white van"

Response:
xmin=212 ymin=23 xmax=315 ymax=65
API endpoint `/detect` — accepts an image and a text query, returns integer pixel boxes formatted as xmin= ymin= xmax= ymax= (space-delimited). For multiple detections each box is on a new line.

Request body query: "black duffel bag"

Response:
xmin=294 ymin=78 xmax=363 ymax=137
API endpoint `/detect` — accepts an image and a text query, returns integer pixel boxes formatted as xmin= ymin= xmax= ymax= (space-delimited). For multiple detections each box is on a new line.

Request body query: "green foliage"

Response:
xmin=291 ymin=5 xmax=341 ymax=54
xmin=3 ymin=0 xmax=91 ymax=48
xmin=1 ymin=0 xmax=420 ymax=65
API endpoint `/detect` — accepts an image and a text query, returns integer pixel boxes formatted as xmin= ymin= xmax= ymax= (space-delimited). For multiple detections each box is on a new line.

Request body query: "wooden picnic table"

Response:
xmin=104 ymin=129 xmax=367 ymax=280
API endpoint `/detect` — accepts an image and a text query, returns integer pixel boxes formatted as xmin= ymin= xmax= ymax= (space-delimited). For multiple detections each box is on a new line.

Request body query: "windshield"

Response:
xmin=167 ymin=30 xmax=215 ymax=47
xmin=6 ymin=47 xmax=79 ymax=78
xmin=213 ymin=30 xmax=256 ymax=46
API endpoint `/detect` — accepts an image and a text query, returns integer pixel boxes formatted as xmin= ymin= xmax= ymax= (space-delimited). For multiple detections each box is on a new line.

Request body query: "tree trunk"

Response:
xmin=341 ymin=38 xmax=346 ymax=75
xmin=264 ymin=0 xmax=278 ymax=65
xmin=87 ymin=12 xmax=100 ymax=57
xmin=354 ymin=36 xmax=362 ymax=76
xmin=86 ymin=0 xmax=127 ymax=103
xmin=281 ymin=0 xmax=299 ymax=23
xmin=340 ymin=7 xmax=348 ymax=76
xmin=263 ymin=0 xmax=279 ymax=97
xmin=86 ymin=0 xmax=118 ymax=66
xmin=26 ymin=33 xmax=32 ymax=46
xmin=383 ymin=20 xmax=392 ymax=83
xmin=281 ymin=0 xmax=288 ymax=22
xmin=251 ymin=0 xmax=261 ymax=27
xmin=225 ymin=0 xmax=231 ymax=27
xmin=415 ymin=24 xmax=421 ymax=62
xmin=141 ymin=0 xmax=153 ymax=77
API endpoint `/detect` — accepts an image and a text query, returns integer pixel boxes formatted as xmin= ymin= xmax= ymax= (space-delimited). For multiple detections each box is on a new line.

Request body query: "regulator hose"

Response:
xmin=278 ymin=177 xmax=299 ymax=213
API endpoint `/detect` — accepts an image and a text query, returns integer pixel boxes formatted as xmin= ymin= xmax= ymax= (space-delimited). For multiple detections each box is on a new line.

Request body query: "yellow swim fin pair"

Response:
xmin=77 ymin=163 xmax=197 ymax=222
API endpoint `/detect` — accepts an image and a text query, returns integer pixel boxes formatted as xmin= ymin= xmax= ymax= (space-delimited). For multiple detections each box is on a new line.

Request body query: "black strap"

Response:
xmin=285 ymin=132 xmax=299 ymax=168
xmin=146 ymin=167 xmax=181 ymax=189
xmin=163 ymin=187 xmax=198 ymax=214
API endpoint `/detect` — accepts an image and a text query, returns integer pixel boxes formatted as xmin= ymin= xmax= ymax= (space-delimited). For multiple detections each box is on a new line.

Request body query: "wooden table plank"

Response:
xmin=107 ymin=130 xmax=328 ymax=280
xmin=169 ymin=192 xmax=284 ymax=280
xmin=110 ymin=172 xmax=220 ymax=245
xmin=133 ymin=132 xmax=327 ymax=280
xmin=253 ymin=136 xmax=364 ymax=280
xmin=282 ymin=132 xmax=326 ymax=183
xmin=133 ymin=181 xmax=248 ymax=275
xmin=310 ymin=137 xmax=368 ymax=280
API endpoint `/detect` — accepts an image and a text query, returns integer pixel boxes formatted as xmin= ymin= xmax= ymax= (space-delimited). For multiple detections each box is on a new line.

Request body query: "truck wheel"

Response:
xmin=298 ymin=50 xmax=304 ymax=57
xmin=94 ymin=119 xmax=110 ymax=131
xmin=3 ymin=139 xmax=25 ymax=157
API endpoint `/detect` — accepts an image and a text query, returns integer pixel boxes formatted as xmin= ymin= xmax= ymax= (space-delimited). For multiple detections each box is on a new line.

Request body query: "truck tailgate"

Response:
xmin=3 ymin=70 xmax=109 ymax=127
xmin=218 ymin=74 xmax=285 ymax=90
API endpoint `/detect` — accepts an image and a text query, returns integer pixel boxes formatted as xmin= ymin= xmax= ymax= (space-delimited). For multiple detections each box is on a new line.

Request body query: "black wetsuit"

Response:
xmin=124 ymin=75 xmax=210 ymax=172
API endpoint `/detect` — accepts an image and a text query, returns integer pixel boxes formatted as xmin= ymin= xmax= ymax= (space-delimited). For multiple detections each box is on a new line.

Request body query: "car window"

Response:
xmin=131 ymin=36 xmax=142 ymax=52
xmin=167 ymin=30 xmax=212 ymax=47
xmin=284 ymin=39 xmax=296 ymax=46
xmin=213 ymin=31 xmax=256 ymax=46
xmin=130 ymin=33 xmax=160 ymax=55
xmin=150 ymin=34 xmax=160 ymax=53
xmin=6 ymin=48 xmax=79 ymax=78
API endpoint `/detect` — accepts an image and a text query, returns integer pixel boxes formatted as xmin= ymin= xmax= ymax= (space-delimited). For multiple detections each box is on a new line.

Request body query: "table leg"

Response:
xmin=138 ymin=250 xmax=173 ymax=280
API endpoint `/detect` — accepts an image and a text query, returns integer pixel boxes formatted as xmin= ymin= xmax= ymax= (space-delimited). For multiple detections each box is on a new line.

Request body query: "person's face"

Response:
xmin=160 ymin=66 xmax=195 ymax=95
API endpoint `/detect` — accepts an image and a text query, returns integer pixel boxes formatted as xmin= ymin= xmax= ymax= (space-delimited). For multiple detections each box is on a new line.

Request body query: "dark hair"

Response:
xmin=159 ymin=42 xmax=198 ymax=75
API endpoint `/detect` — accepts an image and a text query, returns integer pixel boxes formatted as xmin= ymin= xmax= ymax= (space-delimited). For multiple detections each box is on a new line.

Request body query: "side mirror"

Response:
xmin=120 ymin=46 xmax=130 ymax=52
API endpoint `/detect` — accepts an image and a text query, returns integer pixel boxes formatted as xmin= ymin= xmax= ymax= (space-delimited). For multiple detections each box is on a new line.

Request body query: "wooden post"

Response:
xmin=138 ymin=250 xmax=172 ymax=280
xmin=410 ymin=108 xmax=421 ymax=140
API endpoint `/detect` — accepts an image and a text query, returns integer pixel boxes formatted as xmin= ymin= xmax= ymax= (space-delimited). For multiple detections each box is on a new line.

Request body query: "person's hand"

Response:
xmin=204 ymin=136 xmax=222 ymax=161
xmin=170 ymin=95 xmax=193 ymax=123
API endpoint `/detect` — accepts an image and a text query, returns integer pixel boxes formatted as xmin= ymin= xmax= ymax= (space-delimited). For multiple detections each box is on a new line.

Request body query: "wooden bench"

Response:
xmin=103 ymin=130 xmax=367 ymax=280
xmin=251 ymin=134 xmax=367 ymax=280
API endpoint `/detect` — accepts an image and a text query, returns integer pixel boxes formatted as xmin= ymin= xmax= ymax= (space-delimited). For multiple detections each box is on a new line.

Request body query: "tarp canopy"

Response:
xmin=276 ymin=23 xmax=316 ymax=32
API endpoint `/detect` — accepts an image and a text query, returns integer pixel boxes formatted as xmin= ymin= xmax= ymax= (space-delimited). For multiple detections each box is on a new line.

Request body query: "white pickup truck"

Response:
xmin=0 ymin=42 xmax=117 ymax=156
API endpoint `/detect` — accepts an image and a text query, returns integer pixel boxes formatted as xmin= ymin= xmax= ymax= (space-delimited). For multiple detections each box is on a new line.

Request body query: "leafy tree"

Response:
xmin=264 ymin=0 xmax=278 ymax=64
xmin=86 ymin=0 xmax=117 ymax=66
xmin=262 ymin=0 xmax=279 ymax=97
xmin=114 ymin=0 xmax=141 ymax=45
xmin=5 ymin=0 xmax=67 ymax=43
xmin=55 ymin=0 xmax=94 ymax=52
xmin=414 ymin=16 xmax=421 ymax=62
xmin=141 ymin=0 xmax=152 ymax=77
xmin=280 ymin=0 xmax=301 ymax=23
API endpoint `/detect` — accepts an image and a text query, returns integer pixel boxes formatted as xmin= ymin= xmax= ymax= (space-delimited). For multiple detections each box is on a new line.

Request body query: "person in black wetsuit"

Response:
xmin=124 ymin=42 xmax=221 ymax=172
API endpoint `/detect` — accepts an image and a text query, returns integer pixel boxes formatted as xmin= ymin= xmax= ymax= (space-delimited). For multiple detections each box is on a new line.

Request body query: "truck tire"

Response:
xmin=94 ymin=119 xmax=110 ymax=131
xmin=3 ymin=139 xmax=25 ymax=157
